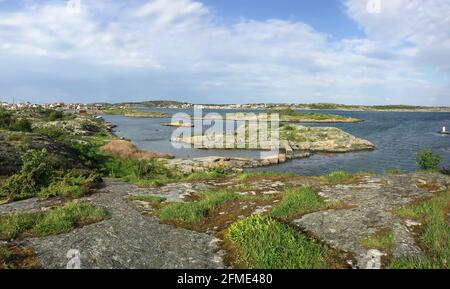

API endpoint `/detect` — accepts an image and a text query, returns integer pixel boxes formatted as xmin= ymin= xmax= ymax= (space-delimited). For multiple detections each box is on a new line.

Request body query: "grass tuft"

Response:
xmin=321 ymin=171 xmax=354 ymax=182
xmin=270 ymin=187 xmax=328 ymax=220
xmin=359 ymin=229 xmax=395 ymax=251
xmin=0 ymin=201 xmax=108 ymax=240
xmin=158 ymin=191 xmax=239 ymax=224
xmin=237 ymin=171 xmax=295 ymax=182
xmin=128 ymin=194 xmax=166 ymax=204
xmin=390 ymin=190 xmax=450 ymax=269
xmin=226 ymin=215 xmax=329 ymax=269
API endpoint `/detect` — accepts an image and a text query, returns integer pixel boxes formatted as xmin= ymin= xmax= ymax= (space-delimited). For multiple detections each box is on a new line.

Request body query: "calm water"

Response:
xmin=103 ymin=109 xmax=450 ymax=176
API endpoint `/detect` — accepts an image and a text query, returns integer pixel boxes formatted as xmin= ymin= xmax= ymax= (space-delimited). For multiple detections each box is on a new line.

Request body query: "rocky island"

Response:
xmin=181 ymin=109 xmax=361 ymax=123
xmin=102 ymin=108 xmax=169 ymax=118
xmin=170 ymin=124 xmax=374 ymax=172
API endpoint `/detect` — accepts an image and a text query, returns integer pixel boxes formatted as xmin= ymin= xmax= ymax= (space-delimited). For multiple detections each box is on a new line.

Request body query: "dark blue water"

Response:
xmin=103 ymin=109 xmax=450 ymax=176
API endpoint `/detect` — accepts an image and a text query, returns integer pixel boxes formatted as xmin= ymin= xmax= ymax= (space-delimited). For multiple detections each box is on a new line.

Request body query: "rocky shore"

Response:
xmin=1 ymin=172 xmax=448 ymax=269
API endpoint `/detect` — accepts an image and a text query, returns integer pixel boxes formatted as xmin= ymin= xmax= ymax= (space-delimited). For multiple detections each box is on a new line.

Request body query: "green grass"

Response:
xmin=385 ymin=168 xmax=403 ymax=176
xmin=183 ymin=169 xmax=230 ymax=181
xmin=388 ymin=258 xmax=443 ymax=269
xmin=237 ymin=171 xmax=295 ymax=181
xmin=0 ymin=201 xmax=108 ymax=240
xmin=389 ymin=190 xmax=450 ymax=269
xmin=321 ymin=171 xmax=354 ymax=182
xmin=158 ymin=190 xmax=239 ymax=224
xmin=128 ymin=195 xmax=166 ymax=204
xmin=359 ymin=229 xmax=395 ymax=251
xmin=226 ymin=215 xmax=329 ymax=269
xmin=270 ymin=187 xmax=328 ymax=220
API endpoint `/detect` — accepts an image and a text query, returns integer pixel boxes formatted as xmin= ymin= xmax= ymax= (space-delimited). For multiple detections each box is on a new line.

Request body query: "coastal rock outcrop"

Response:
xmin=169 ymin=125 xmax=374 ymax=172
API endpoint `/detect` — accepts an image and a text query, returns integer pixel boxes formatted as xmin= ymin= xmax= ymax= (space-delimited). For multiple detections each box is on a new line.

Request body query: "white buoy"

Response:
xmin=443 ymin=126 xmax=446 ymax=133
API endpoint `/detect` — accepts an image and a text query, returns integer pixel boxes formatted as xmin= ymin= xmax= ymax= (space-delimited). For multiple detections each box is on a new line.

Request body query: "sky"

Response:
xmin=0 ymin=0 xmax=449 ymax=105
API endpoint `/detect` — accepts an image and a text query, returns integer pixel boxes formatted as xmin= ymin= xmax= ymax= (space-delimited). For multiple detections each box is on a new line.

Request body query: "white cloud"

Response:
xmin=345 ymin=0 xmax=450 ymax=71
xmin=0 ymin=0 xmax=448 ymax=105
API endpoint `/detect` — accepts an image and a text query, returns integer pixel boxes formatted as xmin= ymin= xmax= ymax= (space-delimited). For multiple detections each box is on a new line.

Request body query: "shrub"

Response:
xmin=416 ymin=149 xmax=442 ymax=171
xmin=0 ymin=109 xmax=13 ymax=128
xmin=0 ymin=149 xmax=53 ymax=200
xmin=47 ymin=110 xmax=64 ymax=121
xmin=9 ymin=118 xmax=32 ymax=132
xmin=133 ymin=159 xmax=173 ymax=179
xmin=39 ymin=170 xmax=102 ymax=199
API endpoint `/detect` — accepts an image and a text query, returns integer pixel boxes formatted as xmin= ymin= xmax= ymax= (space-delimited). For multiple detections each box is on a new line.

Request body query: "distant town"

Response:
xmin=1 ymin=100 xmax=450 ymax=112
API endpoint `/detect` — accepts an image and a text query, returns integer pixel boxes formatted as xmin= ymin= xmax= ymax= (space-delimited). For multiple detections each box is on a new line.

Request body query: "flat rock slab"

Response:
xmin=19 ymin=181 xmax=225 ymax=269
xmin=293 ymin=173 xmax=450 ymax=268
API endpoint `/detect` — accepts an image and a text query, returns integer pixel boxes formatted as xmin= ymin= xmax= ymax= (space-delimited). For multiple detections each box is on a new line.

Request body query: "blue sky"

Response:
xmin=201 ymin=0 xmax=364 ymax=39
xmin=0 ymin=0 xmax=449 ymax=105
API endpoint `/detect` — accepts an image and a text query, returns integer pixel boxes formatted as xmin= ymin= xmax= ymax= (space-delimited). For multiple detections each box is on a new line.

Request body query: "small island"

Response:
xmin=269 ymin=108 xmax=361 ymax=123
xmin=102 ymin=108 xmax=169 ymax=118
xmin=182 ymin=108 xmax=361 ymax=124
xmin=172 ymin=123 xmax=375 ymax=169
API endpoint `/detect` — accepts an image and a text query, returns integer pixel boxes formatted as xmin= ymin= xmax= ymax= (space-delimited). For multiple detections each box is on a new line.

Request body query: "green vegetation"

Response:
xmin=237 ymin=171 xmax=295 ymax=181
xmin=280 ymin=125 xmax=313 ymax=142
xmin=38 ymin=170 xmax=102 ymax=199
xmin=104 ymin=157 xmax=177 ymax=186
xmin=359 ymin=229 xmax=395 ymax=251
xmin=385 ymin=168 xmax=403 ymax=175
xmin=0 ymin=201 xmax=108 ymax=240
xmin=321 ymin=170 xmax=354 ymax=182
xmin=0 ymin=109 xmax=32 ymax=132
xmin=0 ymin=246 xmax=13 ymax=269
xmin=226 ymin=215 xmax=329 ymax=269
xmin=103 ymin=108 xmax=168 ymax=118
xmin=128 ymin=195 xmax=166 ymax=204
xmin=158 ymin=190 xmax=239 ymax=224
xmin=416 ymin=149 xmax=442 ymax=171
xmin=270 ymin=187 xmax=328 ymax=220
xmin=0 ymin=149 xmax=54 ymax=201
xmin=46 ymin=110 xmax=64 ymax=121
xmin=390 ymin=190 xmax=450 ymax=269
xmin=0 ymin=149 xmax=101 ymax=201
xmin=269 ymin=108 xmax=359 ymax=122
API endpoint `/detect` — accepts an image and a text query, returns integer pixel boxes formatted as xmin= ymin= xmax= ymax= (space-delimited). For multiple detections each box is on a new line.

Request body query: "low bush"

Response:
xmin=39 ymin=170 xmax=102 ymax=199
xmin=0 ymin=149 xmax=53 ymax=200
xmin=416 ymin=149 xmax=442 ymax=171
xmin=0 ymin=149 xmax=102 ymax=201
